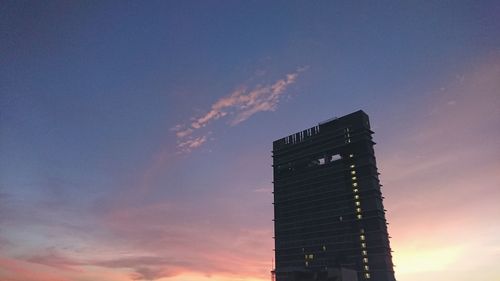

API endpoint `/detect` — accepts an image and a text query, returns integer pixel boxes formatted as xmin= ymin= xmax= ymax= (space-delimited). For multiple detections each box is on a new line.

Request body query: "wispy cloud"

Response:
xmin=177 ymin=135 xmax=208 ymax=153
xmin=22 ymin=249 xmax=186 ymax=281
xmin=17 ymin=197 xmax=273 ymax=281
xmin=172 ymin=67 xmax=307 ymax=153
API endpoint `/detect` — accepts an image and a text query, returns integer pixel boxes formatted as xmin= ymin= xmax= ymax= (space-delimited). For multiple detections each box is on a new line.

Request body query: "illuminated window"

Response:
xmin=305 ymin=254 xmax=308 ymax=259
xmin=355 ymin=201 xmax=361 ymax=206
xmin=305 ymin=261 xmax=309 ymax=267
xmin=360 ymin=235 xmax=365 ymax=240
xmin=356 ymin=207 xmax=362 ymax=213
xmin=363 ymin=257 xmax=368 ymax=263
xmin=357 ymin=214 xmax=362 ymax=219
xmin=352 ymin=182 xmax=358 ymax=187
xmin=362 ymin=250 xmax=367 ymax=256
xmin=323 ymin=245 xmax=327 ymax=251
xmin=354 ymin=195 xmax=359 ymax=199
xmin=353 ymin=188 xmax=359 ymax=193
xmin=350 ymin=164 xmax=355 ymax=168
xmin=364 ymin=265 xmax=369 ymax=270
xmin=349 ymin=154 xmax=354 ymax=158
xmin=331 ymin=154 xmax=342 ymax=161
xmin=361 ymin=243 xmax=366 ymax=248
xmin=352 ymin=176 xmax=357 ymax=180
xmin=351 ymin=170 xmax=356 ymax=175
xmin=365 ymin=273 xmax=371 ymax=279
xmin=360 ymin=228 xmax=365 ymax=234
xmin=309 ymin=254 xmax=314 ymax=259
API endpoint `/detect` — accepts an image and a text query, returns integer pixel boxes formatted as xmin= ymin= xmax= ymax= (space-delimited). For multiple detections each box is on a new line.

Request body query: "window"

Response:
xmin=309 ymin=254 xmax=314 ymax=259
xmin=353 ymin=188 xmax=359 ymax=193
xmin=322 ymin=245 xmax=327 ymax=251
xmin=360 ymin=228 xmax=365 ymax=234
xmin=351 ymin=170 xmax=356 ymax=175
xmin=364 ymin=265 xmax=369 ymax=270
xmin=305 ymin=261 xmax=309 ymax=267
xmin=361 ymin=243 xmax=366 ymax=248
xmin=362 ymin=250 xmax=367 ymax=256
xmin=355 ymin=201 xmax=361 ymax=206
xmin=356 ymin=207 xmax=362 ymax=213
xmin=352 ymin=182 xmax=358 ymax=187
xmin=318 ymin=158 xmax=326 ymax=165
xmin=363 ymin=257 xmax=368 ymax=263
xmin=331 ymin=154 xmax=342 ymax=161
xmin=357 ymin=214 xmax=362 ymax=219
xmin=350 ymin=164 xmax=355 ymax=168
xmin=352 ymin=176 xmax=357 ymax=180
xmin=365 ymin=273 xmax=371 ymax=279
xmin=360 ymin=235 xmax=365 ymax=240
xmin=349 ymin=154 xmax=354 ymax=158
xmin=354 ymin=195 xmax=359 ymax=199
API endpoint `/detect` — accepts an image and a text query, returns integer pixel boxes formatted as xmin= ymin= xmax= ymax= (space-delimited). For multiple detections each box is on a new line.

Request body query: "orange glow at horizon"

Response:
xmin=393 ymin=244 xmax=464 ymax=274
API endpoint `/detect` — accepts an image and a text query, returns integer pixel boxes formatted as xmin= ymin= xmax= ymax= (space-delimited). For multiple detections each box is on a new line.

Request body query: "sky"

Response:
xmin=1 ymin=1 xmax=500 ymax=281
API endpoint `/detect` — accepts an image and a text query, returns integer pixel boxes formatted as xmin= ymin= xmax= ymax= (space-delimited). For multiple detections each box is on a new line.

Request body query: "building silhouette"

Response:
xmin=272 ymin=111 xmax=396 ymax=281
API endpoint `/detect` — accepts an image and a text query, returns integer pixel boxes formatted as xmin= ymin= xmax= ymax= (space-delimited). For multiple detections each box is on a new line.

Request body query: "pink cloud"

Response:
xmin=177 ymin=135 xmax=208 ymax=153
xmin=91 ymin=198 xmax=273 ymax=280
xmin=25 ymin=248 xmax=82 ymax=272
xmin=173 ymin=67 xmax=307 ymax=153
xmin=0 ymin=257 xmax=73 ymax=281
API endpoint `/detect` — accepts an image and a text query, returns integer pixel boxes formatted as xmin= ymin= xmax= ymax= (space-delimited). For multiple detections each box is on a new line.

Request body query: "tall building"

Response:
xmin=272 ymin=110 xmax=396 ymax=281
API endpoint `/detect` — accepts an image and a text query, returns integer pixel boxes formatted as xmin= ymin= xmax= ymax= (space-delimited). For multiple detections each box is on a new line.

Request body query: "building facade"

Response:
xmin=272 ymin=110 xmax=396 ymax=281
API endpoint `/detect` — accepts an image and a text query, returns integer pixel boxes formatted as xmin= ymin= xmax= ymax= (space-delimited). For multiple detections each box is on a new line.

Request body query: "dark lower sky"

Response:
xmin=1 ymin=1 xmax=499 ymax=281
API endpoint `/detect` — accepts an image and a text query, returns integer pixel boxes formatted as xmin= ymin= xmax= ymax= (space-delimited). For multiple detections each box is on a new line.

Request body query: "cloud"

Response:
xmin=25 ymin=248 xmax=81 ymax=272
xmin=173 ymin=67 xmax=307 ymax=153
xmin=0 ymin=257 xmax=73 ymax=281
xmin=22 ymin=248 xmax=188 ymax=281
xmin=90 ymin=201 xmax=273 ymax=280
xmin=94 ymin=256 xmax=187 ymax=280
xmin=177 ymin=135 xmax=208 ymax=153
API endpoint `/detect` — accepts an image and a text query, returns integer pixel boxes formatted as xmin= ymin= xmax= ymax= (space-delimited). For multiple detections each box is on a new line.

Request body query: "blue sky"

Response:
xmin=1 ymin=1 xmax=500 ymax=281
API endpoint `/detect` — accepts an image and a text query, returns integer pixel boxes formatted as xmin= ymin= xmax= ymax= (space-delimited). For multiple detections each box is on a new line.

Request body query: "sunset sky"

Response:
xmin=1 ymin=1 xmax=500 ymax=281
